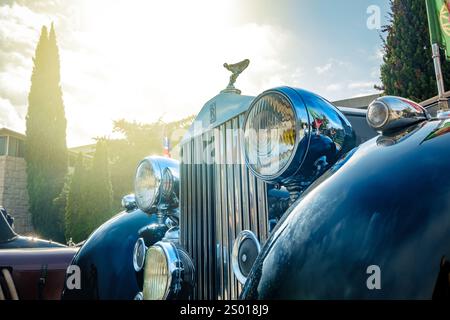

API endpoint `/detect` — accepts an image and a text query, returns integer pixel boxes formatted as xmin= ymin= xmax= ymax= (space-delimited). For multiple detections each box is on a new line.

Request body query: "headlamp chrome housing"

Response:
xmin=134 ymin=156 xmax=179 ymax=212
xmin=142 ymin=241 xmax=194 ymax=300
xmin=243 ymin=86 xmax=356 ymax=185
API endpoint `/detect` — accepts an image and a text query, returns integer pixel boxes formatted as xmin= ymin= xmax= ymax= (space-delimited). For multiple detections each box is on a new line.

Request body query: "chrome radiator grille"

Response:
xmin=180 ymin=113 xmax=269 ymax=300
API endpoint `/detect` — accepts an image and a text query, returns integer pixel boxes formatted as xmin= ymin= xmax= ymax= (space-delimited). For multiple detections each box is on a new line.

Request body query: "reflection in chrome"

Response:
xmin=376 ymin=122 xmax=426 ymax=147
xmin=180 ymin=113 xmax=269 ymax=299
xmin=367 ymin=96 xmax=429 ymax=133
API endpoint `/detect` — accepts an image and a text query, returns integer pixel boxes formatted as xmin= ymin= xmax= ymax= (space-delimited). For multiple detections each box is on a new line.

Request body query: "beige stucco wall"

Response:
xmin=0 ymin=155 xmax=33 ymax=235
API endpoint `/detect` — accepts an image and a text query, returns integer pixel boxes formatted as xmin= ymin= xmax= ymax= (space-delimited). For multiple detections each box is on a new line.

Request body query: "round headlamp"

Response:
xmin=134 ymin=156 xmax=180 ymax=212
xmin=135 ymin=159 xmax=160 ymax=211
xmin=244 ymin=91 xmax=297 ymax=178
xmin=243 ymin=87 xmax=358 ymax=185
xmin=367 ymin=100 xmax=389 ymax=129
xmin=142 ymin=241 xmax=194 ymax=300
xmin=143 ymin=244 xmax=171 ymax=300
xmin=243 ymin=87 xmax=313 ymax=183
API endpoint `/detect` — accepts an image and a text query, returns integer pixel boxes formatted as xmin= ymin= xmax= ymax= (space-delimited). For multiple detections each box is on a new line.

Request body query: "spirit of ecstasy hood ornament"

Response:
xmin=221 ymin=59 xmax=250 ymax=94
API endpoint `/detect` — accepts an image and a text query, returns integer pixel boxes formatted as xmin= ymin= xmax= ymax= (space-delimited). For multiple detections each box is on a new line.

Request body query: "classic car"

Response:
xmin=0 ymin=208 xmax=78 ymax=300
xmin=137 ymin=60 xmax=450 ymax=300
xmin=62 ymin=60 xmax=450 ymax=300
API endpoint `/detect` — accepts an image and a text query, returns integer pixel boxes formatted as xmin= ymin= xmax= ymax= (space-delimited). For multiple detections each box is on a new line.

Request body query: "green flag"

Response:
xmin=426 ymin=0 xmax=450 ymax=59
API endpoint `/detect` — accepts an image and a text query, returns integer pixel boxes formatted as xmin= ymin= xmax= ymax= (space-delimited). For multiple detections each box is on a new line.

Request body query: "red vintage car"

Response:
xmin=0 ymin=210 xmax=78 ymax=300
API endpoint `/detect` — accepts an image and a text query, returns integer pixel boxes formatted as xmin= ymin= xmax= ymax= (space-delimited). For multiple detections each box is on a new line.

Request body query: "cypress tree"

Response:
xmin=380 ymin=0 xmax=450 ymax=101
xmin=25 ymin=24 xmax=68 ymax=240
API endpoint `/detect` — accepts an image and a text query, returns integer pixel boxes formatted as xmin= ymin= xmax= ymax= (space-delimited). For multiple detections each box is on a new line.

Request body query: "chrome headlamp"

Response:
xmin=243 ymin=87 xmax=355 ymax=184
xmin=366 ymin=96 xmax=429 ymax=133
xmin=142 ymin=241 xmax=194 ymax=300
xmin=244 ymin=90 xmax=298 ymax=180
xmin=134 ymin=156 xmax=179 ymax=212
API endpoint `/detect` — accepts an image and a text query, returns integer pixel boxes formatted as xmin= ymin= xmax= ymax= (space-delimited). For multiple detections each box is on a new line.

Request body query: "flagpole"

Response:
xmin=432 ymin=43 xmax=449 ymax=111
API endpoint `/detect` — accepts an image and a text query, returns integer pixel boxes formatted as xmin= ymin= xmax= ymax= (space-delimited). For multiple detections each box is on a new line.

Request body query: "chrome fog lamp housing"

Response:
xmin=243 ymin=86 xmax=355 ymax=184
xmin=142 ymin=241 xmax=194 ymax=300
xmin=134 ymin=156 xmax=179 ymax=212
xmin=132 ymin=237 xmax=146 ymax=272
xmin=232 ymin=230 xmax=261 ymax=284
xmin=366 ymin=96 xmax=429 ymax=133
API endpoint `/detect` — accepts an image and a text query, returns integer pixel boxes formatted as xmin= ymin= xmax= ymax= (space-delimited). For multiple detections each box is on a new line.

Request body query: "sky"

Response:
xmin=0 ymin=0 xmax=390 ymax=147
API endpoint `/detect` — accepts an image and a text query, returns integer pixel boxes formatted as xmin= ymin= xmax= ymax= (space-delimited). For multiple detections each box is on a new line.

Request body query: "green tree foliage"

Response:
xmin=53 ymin=173 xmax=71 ymax=240
xmin=380 ymin=0 xmax=450 ymax=101
xmin=25 ymin=24 xmax=68 ymax=241
xmin=86 ymin=139 xmax=113 ymax=229
xmin=107 ymin=116 xmax=194 ymax=209
xmin=65 ymin=153 xmax=88 ymax=243
xmin=65 ymin=140 xmax=114 ymax=243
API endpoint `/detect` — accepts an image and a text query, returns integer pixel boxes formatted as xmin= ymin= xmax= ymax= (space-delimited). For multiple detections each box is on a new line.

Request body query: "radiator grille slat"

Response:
xmin=180 ymin=113 xmax=268 ymax=300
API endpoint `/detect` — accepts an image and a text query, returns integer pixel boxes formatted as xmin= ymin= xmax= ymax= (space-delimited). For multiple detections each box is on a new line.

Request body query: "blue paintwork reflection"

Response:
xmin=62 ymin=209 xmax=167 ymax=300
xmin=241 ymin=119 xmax=450 ymax=299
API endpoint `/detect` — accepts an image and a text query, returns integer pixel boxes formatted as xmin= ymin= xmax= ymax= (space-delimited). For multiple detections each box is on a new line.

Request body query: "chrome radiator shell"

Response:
xmin=180 ymin=108 xmax=269 ymax=300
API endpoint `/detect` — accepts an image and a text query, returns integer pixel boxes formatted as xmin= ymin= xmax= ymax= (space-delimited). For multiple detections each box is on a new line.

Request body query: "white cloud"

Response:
xmin=326 ymin=83 xmax=342 ymax=91
xmin=0 ymin=96 xmax=24 ymax=132
xmin=315 ymin=62 xmax=332 ymax=75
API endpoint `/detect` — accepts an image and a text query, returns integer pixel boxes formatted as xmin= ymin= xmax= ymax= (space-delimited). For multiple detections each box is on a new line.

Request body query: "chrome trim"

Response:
xmin=232 ymin=230 xmax=261 ymax=284
xmin=180 ymin=112 xmax=269 ymax=300
xmin=132 ymin=237 xmax=146 ymax=272
xmin=367 ymin=96 xmax=429 ymax=133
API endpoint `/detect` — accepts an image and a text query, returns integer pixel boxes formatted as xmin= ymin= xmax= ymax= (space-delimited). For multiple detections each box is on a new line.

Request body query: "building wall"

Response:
xmin=0 ymin=155 xmax=33 ymax=235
